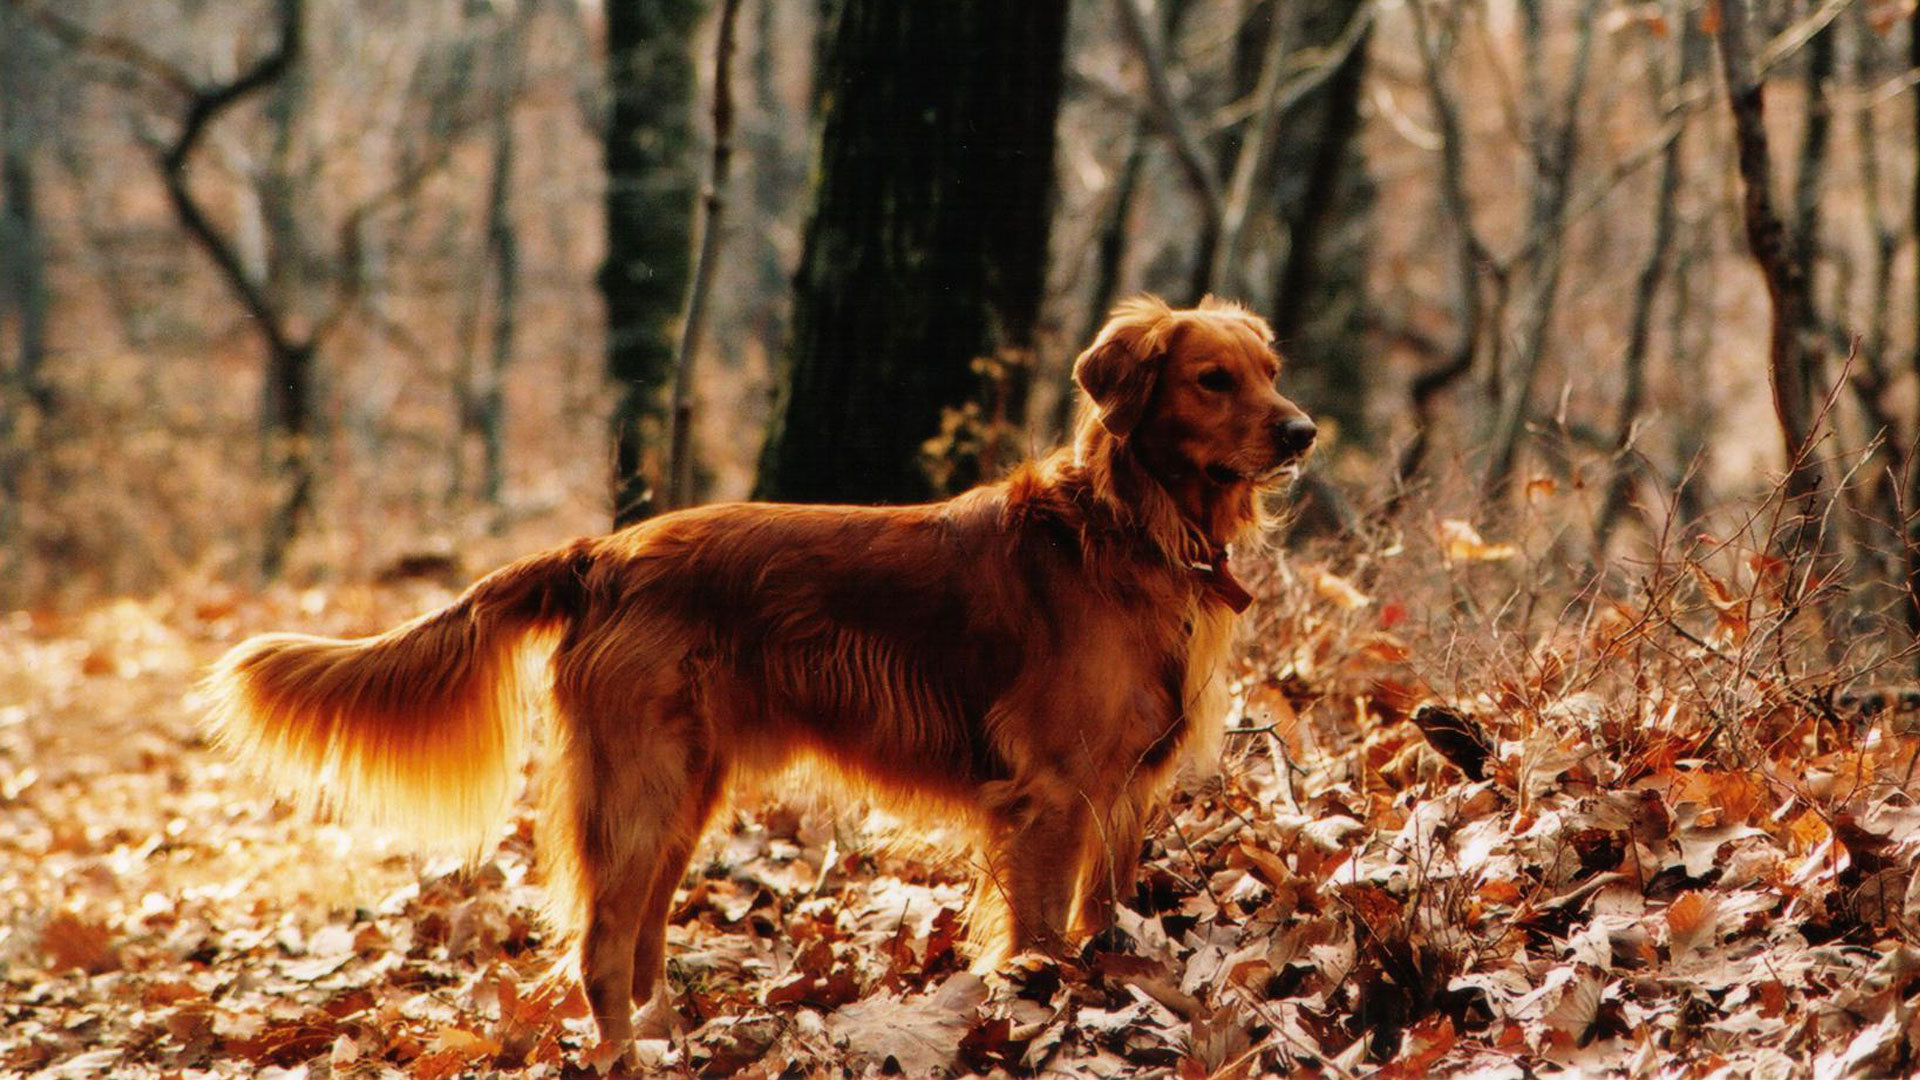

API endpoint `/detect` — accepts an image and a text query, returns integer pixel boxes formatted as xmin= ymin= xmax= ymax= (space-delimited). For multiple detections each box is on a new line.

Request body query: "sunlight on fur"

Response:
xmin=204 ymin=621 xmax=561 ymax=862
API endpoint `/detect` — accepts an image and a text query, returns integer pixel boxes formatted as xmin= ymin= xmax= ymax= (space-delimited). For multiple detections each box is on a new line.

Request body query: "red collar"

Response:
xmin=1189 ymin=546 xmax=1253 ymax=613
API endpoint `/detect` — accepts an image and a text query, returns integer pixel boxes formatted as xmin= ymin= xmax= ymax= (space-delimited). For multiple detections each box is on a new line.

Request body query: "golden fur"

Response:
xmin=205 ymin=294 xmax=1315 ymax=1061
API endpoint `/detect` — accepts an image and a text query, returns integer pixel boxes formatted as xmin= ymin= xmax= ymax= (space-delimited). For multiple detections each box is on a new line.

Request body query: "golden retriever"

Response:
xmin=205 ymin=294 xmax=1316 ymax=1062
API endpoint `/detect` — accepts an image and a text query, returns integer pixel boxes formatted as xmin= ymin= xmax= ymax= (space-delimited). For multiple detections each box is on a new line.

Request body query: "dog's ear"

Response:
xmin=1074 ymin=295 xmax=1174 ymax=438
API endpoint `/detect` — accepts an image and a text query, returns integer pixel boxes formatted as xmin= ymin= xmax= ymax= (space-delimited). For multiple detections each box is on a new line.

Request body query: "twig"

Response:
xmin=1111 ymin=0 xmax=1220 ymax=224
xmin=664 ymin=0 xmax=742 ymax=511
xmin=1211 ymin=1 xmax=1375 ymax=287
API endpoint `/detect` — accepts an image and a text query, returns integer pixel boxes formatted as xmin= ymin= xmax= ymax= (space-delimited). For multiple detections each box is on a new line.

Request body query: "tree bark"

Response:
xmin=1054 ymin=116 xmax=1150 ymax=444
xmin=603 ymin=0 xmax=703 ymax=527
xmin=1715 ymin=0 xmax=1826 ymax=546
xmin=755 ymin=0 xmax=1068 ymax=504
xmin=1266 ymin=0 xmax=1372 ymax=444
xmin=0 ymin=21 xmax=49 ymax=415
xmin=480 ymin=81 xmax=519 ymax=514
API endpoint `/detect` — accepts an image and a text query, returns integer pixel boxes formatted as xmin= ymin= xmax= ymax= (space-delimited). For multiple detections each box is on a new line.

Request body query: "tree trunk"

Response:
xmin=0 ymin=31 xmax=49 ymax=414
xmin=755 ymin=0 xmax=1068 ymax=504
xmin=1715 ymin=0 xmax=1826 ymax=548
xmin=481 ymin=87 xmax=519 ymax=515
xmin=1266 ymin=0 xmax=1372 ymax=444
xmin=257 ymin=44 xmax=313 ymax=576
xmin=0 ymin=4 xmax=50 ymax=607
xmin=1392 ymin=0 xmax=1489 ymax=496
xmin=603 ymin=0 xmax=703 ymax=527
xmin=1906 ymin=0 xmax=1920 ymax=644
xmin=1054 ymin=116 xmax=1149 ymax=443
xmin=142 ymin=0 xmax=307 ymax=577
xmin=1595 ymin=3 xmax=1704 ymax=553
xmin=746 ymin=0 xmax=804 ymax=359
xmin=1483 ymin=0 xmax=1601 ymax=503
xmin=260 ymin=339 xmax=317 ymax=580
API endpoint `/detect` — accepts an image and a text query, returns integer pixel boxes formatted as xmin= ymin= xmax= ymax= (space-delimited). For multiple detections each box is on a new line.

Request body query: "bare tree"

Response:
xmin=1111 ymin=0 xmax=1373 ymax=305
xmin=1906 ymin=0 xmax=1920 ymax=639
xmin=1594 ymin=5 xmax=1707 ymax=551
xmin=0 ymin=1 xmax=54 ymax=606
xmin=450 ymin=3 xmax=533 ymax=521
xmin=30 ymin=0 xmax=507 ymax=577
xmin=755 ymin=0 xmax=1069 ymax=504
xmin=603 ymin=0 xmax=702 ymax=527
xmin=1482 ymin=0 xmax=1602 ymax=503
xmin=1715 ymin=0 xmax=1828 ymax=547
xmin=1393 ymin=0 xmax=1494 ymax=495
xmin=1266 ymin=0 xmax=1373 ymax=442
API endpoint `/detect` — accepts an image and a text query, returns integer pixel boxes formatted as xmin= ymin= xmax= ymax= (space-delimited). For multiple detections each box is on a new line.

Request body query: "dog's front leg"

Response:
xmin=987 ymin=781 xmax=1090 ymax=954
xmin=1075 ymin=788 xmax=1150 ymax=942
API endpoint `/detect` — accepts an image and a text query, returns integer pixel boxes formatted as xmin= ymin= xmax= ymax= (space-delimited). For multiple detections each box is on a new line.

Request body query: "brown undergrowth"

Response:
xmin=5 ymin=482 xmax=1920 ymax=1078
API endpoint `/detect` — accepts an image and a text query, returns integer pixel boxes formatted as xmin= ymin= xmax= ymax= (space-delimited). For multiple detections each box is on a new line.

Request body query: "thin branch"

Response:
xmin=1596 ymin=2 xmax=1706 ymax=551
xmin=1392 ymin=0 xmax=1492 ymax=495
xmin=13 ymin=3 xmax=198 ymax=99
xmin=665 ymin=0 xmax=743 ymax=510
xmin=1717 ymin=0 xmax=1827 ymax=533
xmin=1484 ymin=0 xmax=1603 ymax=501
xmin=1112 ymin=0 xmax=1221 ymax=218
xmin=1212 ymin=1 xmax=1375 ymax=289
xmin=154 ymin=0 xmax=304 ymax=360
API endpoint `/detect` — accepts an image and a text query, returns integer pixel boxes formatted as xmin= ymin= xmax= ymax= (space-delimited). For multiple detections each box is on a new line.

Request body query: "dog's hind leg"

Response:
xmin=630 ymin=763 xmax=725 ymax=1003
xmin=559 ymin=659 xmax=718 ymax=1067
xmin=579 ymin=855 xmax=653 ymax=1066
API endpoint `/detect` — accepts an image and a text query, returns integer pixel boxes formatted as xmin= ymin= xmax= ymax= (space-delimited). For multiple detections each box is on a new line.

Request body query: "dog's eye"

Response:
xmin=1197 ymin=368 xmax=1235 ymax=392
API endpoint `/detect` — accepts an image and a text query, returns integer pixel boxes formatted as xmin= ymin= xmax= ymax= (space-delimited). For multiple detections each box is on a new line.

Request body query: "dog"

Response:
xmin=205 ymin=294 xmax=1316 ymax=1062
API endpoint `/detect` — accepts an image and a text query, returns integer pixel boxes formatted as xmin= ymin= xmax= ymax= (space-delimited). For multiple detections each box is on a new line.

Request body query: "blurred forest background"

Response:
xmin=20 ymin=3 xmax=1920 ymax=1075
xmin=0 ymin=0 xmax=1916 ymax=627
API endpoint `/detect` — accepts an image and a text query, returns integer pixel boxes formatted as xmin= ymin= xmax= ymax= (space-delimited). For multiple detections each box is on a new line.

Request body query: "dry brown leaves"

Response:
xmin=7 ymin=520 xmax=1920 ymax=1078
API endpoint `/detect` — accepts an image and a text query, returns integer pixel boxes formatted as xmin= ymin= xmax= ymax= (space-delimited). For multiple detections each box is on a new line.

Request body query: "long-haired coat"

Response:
xmin=206 ymin=295 xmax=1316 ymax=1060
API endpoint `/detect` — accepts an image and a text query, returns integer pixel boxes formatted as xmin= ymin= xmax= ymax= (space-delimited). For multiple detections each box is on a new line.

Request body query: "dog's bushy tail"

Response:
xmin=204 ymin=541 xmax=593 ymax=856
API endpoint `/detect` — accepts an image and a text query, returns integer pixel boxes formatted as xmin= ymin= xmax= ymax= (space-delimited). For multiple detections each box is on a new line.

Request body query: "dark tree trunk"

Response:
xmin=1267 ymin=0 xmax=1372 ymax=444
xmin=755 ymin=0 xmax=1069 ymax=505
xmin=481 ymin=93 xmax=519 ymax=514
xmin=257 ymin=46 xmax=314 ymax=574
xmin=143 ymin=0 xmax=306 ymax=578
xmin=259 ymin=340 xmax=317 ymax=579
xmin=1906 ymin=0 xmax=1920 ymax=643
xmin=0 ymin=5 xmax=51 ymax=607
xmin=0 ymin=39 xmax=49 ymax=414
xmin=603 ymin=0 xmax=703 ymax=527
xmin=1716 ymin=0 xmax=1826 ymax=548
xmin=1595 ymin=3 xmax=1704 ymax=553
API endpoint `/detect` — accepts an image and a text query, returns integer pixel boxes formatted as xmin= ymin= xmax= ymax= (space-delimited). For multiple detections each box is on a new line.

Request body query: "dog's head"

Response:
xmin=1073 ymin=295 xmax=1316 ymax=491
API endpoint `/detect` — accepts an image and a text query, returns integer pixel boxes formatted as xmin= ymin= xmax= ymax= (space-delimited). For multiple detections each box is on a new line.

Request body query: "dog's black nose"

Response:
xmin=1274 ymin=415 xmax=1317 ymax=457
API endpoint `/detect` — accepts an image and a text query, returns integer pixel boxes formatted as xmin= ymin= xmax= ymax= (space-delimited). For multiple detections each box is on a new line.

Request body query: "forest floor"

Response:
xmin=5 ymin=516 xmax=1920 ymax=1079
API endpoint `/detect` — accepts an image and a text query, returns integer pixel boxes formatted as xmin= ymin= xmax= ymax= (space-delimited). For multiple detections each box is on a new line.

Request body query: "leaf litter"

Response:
xmin=6 ymin=519 xmax=1920 ymax=1078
